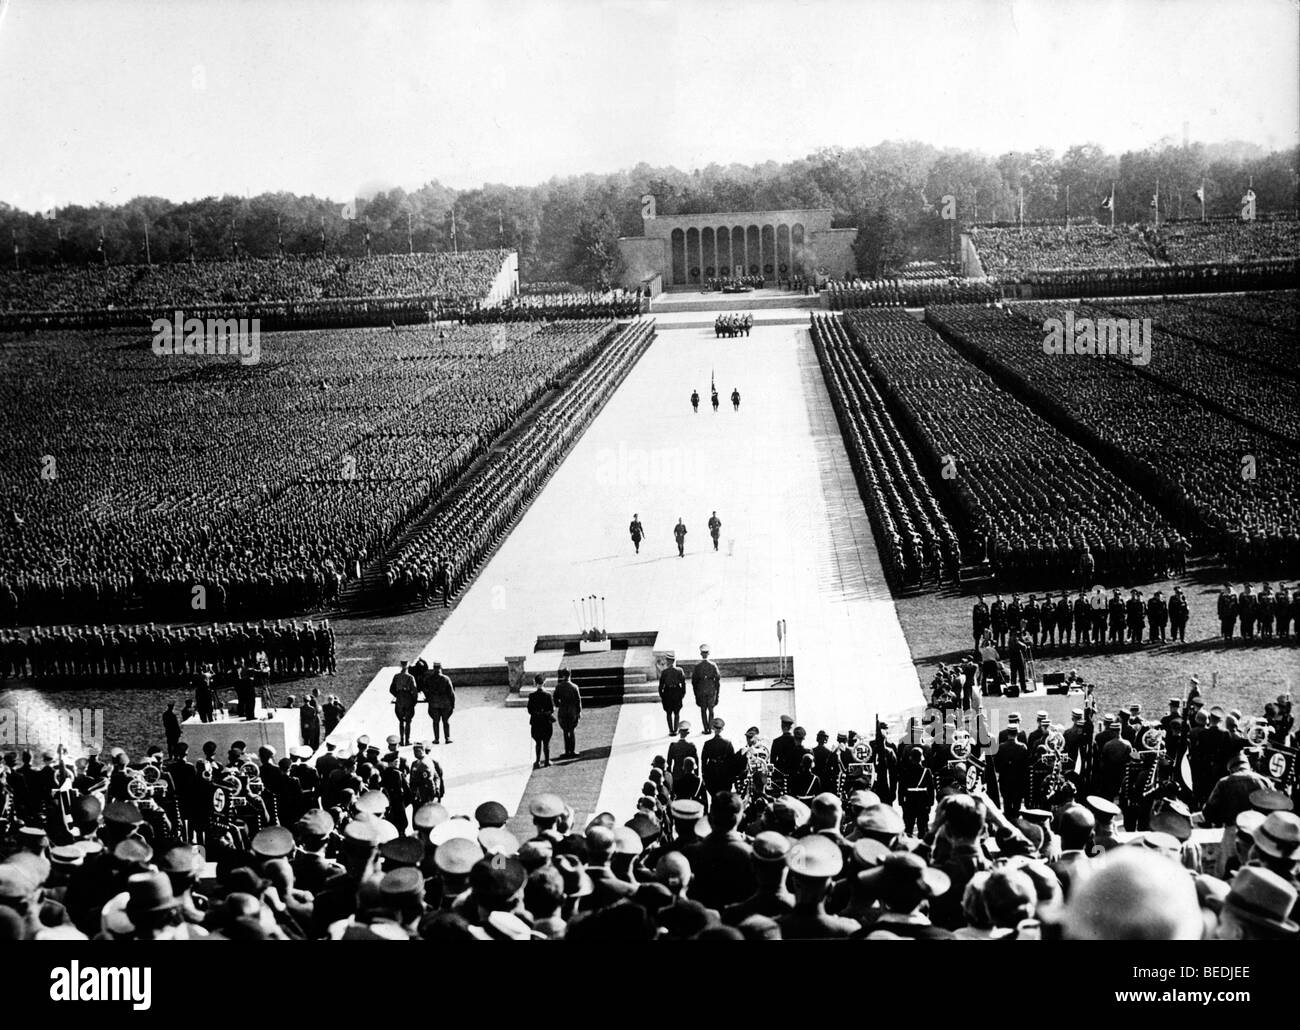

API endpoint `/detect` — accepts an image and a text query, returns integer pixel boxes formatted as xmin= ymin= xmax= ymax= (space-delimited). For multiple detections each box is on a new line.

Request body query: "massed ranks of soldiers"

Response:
xmin=0 ymin=620 xmax=337 ymax=684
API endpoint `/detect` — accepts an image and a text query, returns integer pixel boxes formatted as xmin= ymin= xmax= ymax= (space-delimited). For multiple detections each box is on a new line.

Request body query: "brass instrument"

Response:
xmin=739 ymin=738 xmax=774 ymax=801
xmin=949 ymin=730 xmax=973 ymax=762
xmin=124 ymin=764 xmax=169 ymax=801
xmin=1140 ymin=726 xmax=1167 ymax=757
xmin=1032 ymin=728 xmax=1068 ymax=806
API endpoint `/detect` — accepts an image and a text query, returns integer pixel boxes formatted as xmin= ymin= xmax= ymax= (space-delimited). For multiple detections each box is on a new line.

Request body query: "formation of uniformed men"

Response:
xmin=0 ymin=620 xmax=336 ymax=683
xmin=713 ymin=314 xmax=752 ymax=338
xmin=385 ymin=557 xmax=454 ymax=608
xmin=1216 ymin=582 xmax=1298 ymax=641
xmin=970 ymin=586 xmax=1201 ymax=655
xmin=812 ymin=314 xmax=961 ymax=590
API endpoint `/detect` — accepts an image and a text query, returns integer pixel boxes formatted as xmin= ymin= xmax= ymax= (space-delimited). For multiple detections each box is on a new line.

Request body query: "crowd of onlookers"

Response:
xmin=0 ymin=321 xmax=625 ymax=626
xmin=811 ymin=314 xmax=960 ymax=589
xmin=0 ymin=251 xmax=512 ymax=313
xmin=1 ymin=683 xmax=1295 ymax=941
xmin=929 ymin=302 xmax=1300 ymax=572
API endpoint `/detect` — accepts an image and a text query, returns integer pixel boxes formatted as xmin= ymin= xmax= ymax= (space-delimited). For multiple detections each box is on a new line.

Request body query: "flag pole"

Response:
xmin=1065 ymin=183 xmax=1070 ymax=232
xmin=1110 ymin=182 xmax=1115 ymax=229
xmin=1200 ymin=176 xmax=1206 ymax=222
xmin=143 ymin=217 xmax=152 ymax=266
xmin=407 ymin=211 xmax=413 ymax=254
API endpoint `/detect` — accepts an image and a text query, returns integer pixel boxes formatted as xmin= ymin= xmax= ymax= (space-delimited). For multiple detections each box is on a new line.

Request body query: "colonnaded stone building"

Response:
xmin=617 ymin=206 xmax=858 ymax=291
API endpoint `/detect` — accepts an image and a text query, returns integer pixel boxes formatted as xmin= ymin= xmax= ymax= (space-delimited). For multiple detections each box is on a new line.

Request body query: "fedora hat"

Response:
xmin=1224 ymin=866 xmax=1299 ymax=935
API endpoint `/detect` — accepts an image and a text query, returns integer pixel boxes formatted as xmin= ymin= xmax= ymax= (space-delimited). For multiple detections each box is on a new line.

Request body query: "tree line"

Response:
xmin=2 ymin=139 xmax=1295 ymax=286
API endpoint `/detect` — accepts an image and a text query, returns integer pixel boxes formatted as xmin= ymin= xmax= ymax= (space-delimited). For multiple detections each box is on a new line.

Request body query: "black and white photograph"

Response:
xmin=0 ymin=0 xmax=1297 ymax=985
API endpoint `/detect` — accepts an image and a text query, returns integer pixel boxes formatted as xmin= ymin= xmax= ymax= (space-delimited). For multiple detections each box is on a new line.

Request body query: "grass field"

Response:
xmin=894 ymin=561 xmax=1299 ymax=721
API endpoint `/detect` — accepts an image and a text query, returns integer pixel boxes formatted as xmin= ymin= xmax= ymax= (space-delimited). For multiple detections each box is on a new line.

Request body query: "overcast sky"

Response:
xmin=1 ymin=0 xmax=1296 ymax=211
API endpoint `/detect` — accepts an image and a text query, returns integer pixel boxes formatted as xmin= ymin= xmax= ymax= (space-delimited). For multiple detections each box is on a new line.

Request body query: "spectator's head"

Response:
xmin=584 ymin=825 xmax=616 ymax=868
xmin=810 ymin=792 xmax=842 ymax=831
xmin=523 ymin=866 xmax=565 ymax=919
xmin=708 ymin=792 xmax=743 ymax=833
xmin=1063 ymin=850 xmax=1202 ymax=940
xmin=1216 ymin=867 xmax=1299 ymax=941
xmin=938 ymin=794 xmax=984 ymax=844
xmin=1057 ymin=804 xmax=1096 ymax=851
xmin=655 ymin=852 xmax=691 ymax=897
xmin=858 ymin=852 xmax=951 ymax=915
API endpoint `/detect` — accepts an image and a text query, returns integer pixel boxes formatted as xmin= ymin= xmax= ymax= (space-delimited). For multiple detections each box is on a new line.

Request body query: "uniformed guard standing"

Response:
xmin=628 ymin=514 xmax=644 ymax=555
xmin=389 ymin=660 xmax=418 ymax=748
xmin=553 ymin=669 xmax=582 ymax=760
xmin=691 ymin=645 xmax=721 ymax=729
xmin=657 ymin=653 xmax=687 ymax=735
xmin=526 ymin=677 xmax=555 ymax=769
xmin=701 ymin=718 xmax=737 ymax=797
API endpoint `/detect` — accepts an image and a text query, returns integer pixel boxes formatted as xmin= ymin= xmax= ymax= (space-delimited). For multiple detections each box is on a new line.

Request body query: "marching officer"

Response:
xmin=690 ymin=389 xmax=700 ymax=413
xmin=674 ymin=518 xmax=688 ymax=557
xmin=707 ymin=511 xmax=722 ymax=552
xmin=628 ymin=514 xmax=644 ymax=555
xmin=730 ymin=387 xmax=740 ymax=411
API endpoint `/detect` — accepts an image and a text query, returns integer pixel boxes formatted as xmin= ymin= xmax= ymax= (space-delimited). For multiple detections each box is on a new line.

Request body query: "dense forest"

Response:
xmin=2 ymin=139 xmax=1295 ymax=284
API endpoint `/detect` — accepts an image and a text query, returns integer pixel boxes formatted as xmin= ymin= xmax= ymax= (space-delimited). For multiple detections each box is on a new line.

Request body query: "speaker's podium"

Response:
xmin=180 ymin=704 xmax=302 ymax=757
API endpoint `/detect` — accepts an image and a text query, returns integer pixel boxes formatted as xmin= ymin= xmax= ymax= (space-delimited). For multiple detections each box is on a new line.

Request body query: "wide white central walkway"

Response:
xmin=330 ymin=318 xmax=923 ymax=819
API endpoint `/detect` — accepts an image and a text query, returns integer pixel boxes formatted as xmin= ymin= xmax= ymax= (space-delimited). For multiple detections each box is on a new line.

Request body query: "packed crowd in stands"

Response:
xmin=1 ymin=677 xmax=1295 ymax=940
xmin=0 ymin=321 xmax=626 ymax=626
xmin=384 ymin=320 xmax=657 ymax=607
xmin=1157 ymin=219 xmax=1300 ymax=266
xmin=969 ymin=225 xmax=1161 ymax=276
xmin=830 ymin=309 xmax=1188 ymax=584
xmin=810 ymin=314 xmax=960 ymax=589
xmin=713 ymin=314 xmax=752 ymax=338
xmin=928 ymin=303 xmax=1300 ymax=570
xmin=0 ymin=251 xmax=513 ymax=313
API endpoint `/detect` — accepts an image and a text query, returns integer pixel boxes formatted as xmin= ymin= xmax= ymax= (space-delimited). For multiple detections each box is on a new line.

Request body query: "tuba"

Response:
xmin=1140 ymin=726 xmax=1167 ymax=757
